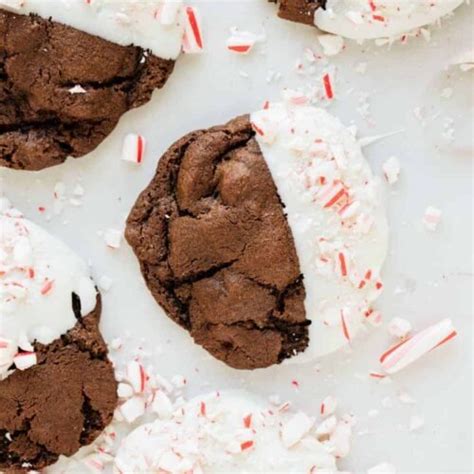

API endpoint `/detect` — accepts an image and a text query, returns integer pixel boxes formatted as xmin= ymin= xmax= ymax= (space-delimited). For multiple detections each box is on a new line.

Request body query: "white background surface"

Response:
xmin=1 ymin=2 xmax=472 ymax=472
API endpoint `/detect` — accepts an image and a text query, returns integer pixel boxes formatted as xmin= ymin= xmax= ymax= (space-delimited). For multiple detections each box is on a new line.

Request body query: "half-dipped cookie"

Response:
xmin=126 ymin=98 xmax=388 ymax=370
xmin=0 ymin=0 xmax=200 ymax=170
xmin=0 ymin=200 xmax=117 ymax=471
xmin=271 ymin=0 xmax=464 ymax=40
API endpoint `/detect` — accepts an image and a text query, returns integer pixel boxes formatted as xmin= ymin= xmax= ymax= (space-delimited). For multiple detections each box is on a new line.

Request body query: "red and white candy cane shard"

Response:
xmin=122 ymin=134 xmax=146 ymax=164
xmin=340 ymin=309 xmax=351 ymax=340
xmin=226 ymin=31 xmax=261 ymax=55
xmin=182 ymin=6 xmax=203 ymax=54
xmin=126 ymin=360 xmax=147 ymax=393
xmin=379 ymin=318 xmax=457 ymax=375
xmin=319 ymin=181 xmax=347 ymax=209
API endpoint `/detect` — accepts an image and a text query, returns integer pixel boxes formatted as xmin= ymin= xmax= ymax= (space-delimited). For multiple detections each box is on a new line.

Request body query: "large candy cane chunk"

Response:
xmin=380 ymin=318 xmax=457 ymax=375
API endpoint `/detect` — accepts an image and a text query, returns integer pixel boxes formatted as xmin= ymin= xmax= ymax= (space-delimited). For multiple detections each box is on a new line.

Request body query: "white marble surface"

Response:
xmin=1 ymin=1 xmax=472 ymax=472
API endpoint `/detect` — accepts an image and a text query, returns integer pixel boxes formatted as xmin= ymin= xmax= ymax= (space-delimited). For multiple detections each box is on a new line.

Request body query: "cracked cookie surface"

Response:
xmin=125 ymin=115 xmax=310 ymax=370
xmin=270 ymin=0 xmax=326 ymax=25
xmin=0 ymin=297 xmax=118 ymax=472
xmin=0 ymin=9 xmax=174 ymax=171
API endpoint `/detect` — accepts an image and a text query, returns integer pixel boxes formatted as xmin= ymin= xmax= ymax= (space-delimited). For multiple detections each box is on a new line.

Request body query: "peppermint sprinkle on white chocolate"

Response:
xmin=251 ymin=97 xmax=388 ymax=359
xmin=114 ymin=391 xmax=342 ymax=473
xmin=0 ymin=0 xmax=197 ymax=60
xmin=0 ymin=199 xmax=97 ymax=379
xmin=314 ymin=0 xmax=464 ymax=41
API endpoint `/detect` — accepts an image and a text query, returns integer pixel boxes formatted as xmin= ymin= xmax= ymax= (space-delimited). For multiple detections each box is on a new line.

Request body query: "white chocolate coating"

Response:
xmin=114 ymin=390 xmax=338 ymax=473
xmin=314 ymin=0 xmax=464 ymax=40
xmin=251 ymin=101 xmax=388 ymax=360
xmin=0 ymin=0 xmax=186 ymax=60
xmin=0 ymin=201 xmax=97 ymax=379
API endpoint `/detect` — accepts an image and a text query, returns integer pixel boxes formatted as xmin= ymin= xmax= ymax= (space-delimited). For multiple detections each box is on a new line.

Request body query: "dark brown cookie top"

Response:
xmin=0 ymin=297 xmax=118 ymax=472
xmin=126 ymin=115 xmax=310 ymax=370
xmin=0 ymin=9 xmax=174 ymax=171
xmin=270 ymin=0 xmax=326 ymax=26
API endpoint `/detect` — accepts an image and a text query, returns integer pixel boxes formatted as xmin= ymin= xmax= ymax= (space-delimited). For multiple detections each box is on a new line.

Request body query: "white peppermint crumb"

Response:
xmin=409 ymin=414 xmax=425 ymax=432
xmin=316 ymin=415 xmax=337 ymax=437
xmin=73 ymin=184 xmax=85 ymax=196
xmin=99 ymin=275 xmax=114 ymax=292
xmin=382 ymin=156 xmax=401 ymax=185
xmin=120 ymin=396 xmax=145 ymax=423
xmin=269 ymin=394 xmax=281 ymax=406
xmin=318 ymin=34 xmax=344 ymax=56
xmin=69 ymin=85 xmax=87 ymax=94
xmin=69 ymin=198 xmax=82 ymax=207
xmin=109 ymin=338 xmax=122 ymax=351
xmin=388 ymin=317 xmax=412 ymax=339
xmin=398 ymin=391 xmax=417 ymax=405
xmin=367 ymin=462 xmax=397 ymax=473
xmin=117 ymin=383 xmax=134 ymax=399
xmin=281 ymin=412 xmax=314 ymax=448
xmin=104 ymin=228 xmax=123 ymax=249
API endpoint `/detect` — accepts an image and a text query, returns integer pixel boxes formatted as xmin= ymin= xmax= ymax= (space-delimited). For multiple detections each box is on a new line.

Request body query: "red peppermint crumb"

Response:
xmin=41 ymin=279 xmax=54 ymax=295
xmin=243 ymin=414 xmax=252 ymax=428
xmin=241 ymin=441 xmax=254 ymax=451
xmin=323 ymin=73 xmax=334 ymax=99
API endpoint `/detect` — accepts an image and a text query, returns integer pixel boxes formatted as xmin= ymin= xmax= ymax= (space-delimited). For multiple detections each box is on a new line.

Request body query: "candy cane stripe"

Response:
xmin=379 ymin=319 xmax=457 ymax=375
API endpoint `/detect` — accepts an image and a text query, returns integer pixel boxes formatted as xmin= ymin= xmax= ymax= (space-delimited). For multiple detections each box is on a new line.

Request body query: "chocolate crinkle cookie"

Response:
xmin=270 ymin=0 xmax=326 ymax=25
xmin=0 ymin=9 xmax=174 ymax=171
xmin=0 ymin=298 xmax=118 ymax=472
xmin=126 ymin=115 xmax=310 ymax=370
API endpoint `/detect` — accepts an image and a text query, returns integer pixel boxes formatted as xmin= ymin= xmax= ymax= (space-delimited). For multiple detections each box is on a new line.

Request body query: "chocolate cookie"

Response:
xmin=126 ymin=115 xmax=310 ymax=370
xmin=0 ymin=9 xmax=174 ymax=170
xmin=0 ymin=297 xmax=118 ymax=472
xmin=270 ymin=0 xmax=326 ymax=26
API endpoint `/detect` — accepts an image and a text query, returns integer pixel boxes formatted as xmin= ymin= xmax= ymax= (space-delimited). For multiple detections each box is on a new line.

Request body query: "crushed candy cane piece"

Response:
xmin=398 ymin=391 xmax=416 ymax=405
xmin=382 ymin=156 xmax=400 ymax=184
xmin=281 ymin=412 xmax=314 ymax=448
xmin=98 ymin=275 xmax=113 ymax=292
xmin=120 ymin=396 xmax=145 ymax=423
xmin=126 ymin=360 xmax=147 ymax=393
xmin=320 ymin=395 xmax=338 ymax=416
xmin=388 ymin=317 xmax=412 ymax=339
xmin=316 ymin=415 xmax=337 ymax=437
xmin=13 ymin=352 xmax=37 ymax=371
xmin=328 ymin=421 xmax=352 ymax=458
xmin=422 ymin=206 xmax=442 ymax=231
xmin=69 ymin=85 xmax=86 ymax=94
xmin=104 ymin=229 xmax=122 ymax=249
xmin=122 ymin=134 xmax=146 ymax=164
xmin=380 ymin=318 xmax=457 ymax=375
xmin=226 ymin=29 xmax=264 ymax=54
xmin=318 ymin=34 xmax=344 ymax=56
xmin=151 ymin=390 xmax=174 ymax=419
xmin=322 ymin=73 xmax=334 ymax=99
xmin=408 ymin=414 xmax=425 ymax=432
xmin=182 ymin=6 xmax=203 ymax=53
xmin=117 ymin=383 xmax=134 ymax=399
